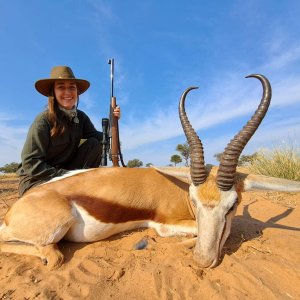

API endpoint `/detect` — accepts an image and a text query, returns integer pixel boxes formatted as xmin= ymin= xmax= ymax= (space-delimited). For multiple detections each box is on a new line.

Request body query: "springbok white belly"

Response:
xmin=64 ymin=202 xmax=149 ymax=242
xmin=63 ymin=202 xmax=197 ymax=242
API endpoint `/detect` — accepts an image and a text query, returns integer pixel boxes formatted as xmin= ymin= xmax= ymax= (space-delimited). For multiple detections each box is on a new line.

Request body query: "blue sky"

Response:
xmin=0 ymin=0 xmax=300 ymax=167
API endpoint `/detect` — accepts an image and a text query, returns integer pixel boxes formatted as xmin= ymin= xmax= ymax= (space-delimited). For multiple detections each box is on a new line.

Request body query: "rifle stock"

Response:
xmin=110 ymin=96 xmax=120 ymax=167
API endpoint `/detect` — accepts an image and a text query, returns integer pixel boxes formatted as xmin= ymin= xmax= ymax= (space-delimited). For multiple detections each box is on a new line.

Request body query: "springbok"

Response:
xmin=1 ymin=74 xmax=300 ymax=269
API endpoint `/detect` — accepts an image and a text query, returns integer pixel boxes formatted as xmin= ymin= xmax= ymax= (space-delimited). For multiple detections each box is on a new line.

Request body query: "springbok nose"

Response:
xmin=193 ymin=251 xmax=218 ymax=268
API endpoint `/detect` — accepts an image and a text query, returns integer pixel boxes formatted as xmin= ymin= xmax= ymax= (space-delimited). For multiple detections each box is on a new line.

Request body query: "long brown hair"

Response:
xmin=47 ymin=89 xmax=68 ymax=137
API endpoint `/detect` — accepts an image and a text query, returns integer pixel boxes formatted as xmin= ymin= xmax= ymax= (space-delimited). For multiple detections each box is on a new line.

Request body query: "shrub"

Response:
xmin=248 ymin=144 xmax=300 ymax=181
xmin=127 ymin=159 xmax=143 ymax=168
xmin=0 ymin=162 xmax=20 ymax=173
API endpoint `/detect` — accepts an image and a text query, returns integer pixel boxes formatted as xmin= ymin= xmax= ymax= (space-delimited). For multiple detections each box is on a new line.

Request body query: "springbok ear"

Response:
xmin=153 ymin=167 xmax=191 ymax=184
xmin=241 ymin=173 xmax=300 ymax=192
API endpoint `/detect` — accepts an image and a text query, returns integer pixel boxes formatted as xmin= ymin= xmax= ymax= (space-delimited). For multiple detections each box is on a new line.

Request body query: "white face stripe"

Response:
xmin=189 ymin=184 xmax=238 ymax=267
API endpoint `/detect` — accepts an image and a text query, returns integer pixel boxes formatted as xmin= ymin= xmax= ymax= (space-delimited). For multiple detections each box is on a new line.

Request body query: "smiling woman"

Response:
xmin=17 ymin=66 xmax=121 ymax=196
xmin=54 ymin=81 xmax=78 ymax=110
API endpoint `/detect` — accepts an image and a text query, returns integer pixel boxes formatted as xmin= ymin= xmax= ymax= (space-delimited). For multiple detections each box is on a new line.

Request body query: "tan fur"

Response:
xmin=3 ymin=190 xmax=74 ymax=245
xmin=0 ymin=168 xmax=197 ymax=268
xmin=1 ymin=166 xmax=299 ymax=269
xmin=197 ymin=175 xmax=221 ymax=204
xmin=36 ymin=168 xmax=192 ymax=224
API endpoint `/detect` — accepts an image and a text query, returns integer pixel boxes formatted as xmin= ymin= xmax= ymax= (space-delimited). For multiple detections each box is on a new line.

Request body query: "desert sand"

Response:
xmin=0 ymin=174 xmax=299 ymax=300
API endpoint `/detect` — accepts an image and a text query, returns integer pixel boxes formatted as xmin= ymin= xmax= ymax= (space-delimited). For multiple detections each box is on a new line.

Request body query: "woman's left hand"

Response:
xmin=113 ymin=106 xmax=121 ymax=119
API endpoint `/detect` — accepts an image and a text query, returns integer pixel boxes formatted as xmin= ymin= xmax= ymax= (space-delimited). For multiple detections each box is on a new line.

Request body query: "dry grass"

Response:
xmin=249 ymin=144 xmax=300 ymax=181
xmin=0 ymin=173 xmax=18 ymax=179
xmin=0 ymin=174 xmax=19 ymax=218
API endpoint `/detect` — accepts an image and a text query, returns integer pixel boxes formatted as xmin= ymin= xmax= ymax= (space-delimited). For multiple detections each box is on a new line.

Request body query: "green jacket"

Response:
xmin=17 ymin=109 xmax=102 ymax=195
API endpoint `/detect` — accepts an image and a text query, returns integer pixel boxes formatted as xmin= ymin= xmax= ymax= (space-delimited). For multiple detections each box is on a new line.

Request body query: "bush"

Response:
xmin=248 ymin=144 xmax=300 ymax=181
xmin=127 ymin=159 xmax=143 ymax=168
xmin=0 ymin=162 xmax=20 ymax=173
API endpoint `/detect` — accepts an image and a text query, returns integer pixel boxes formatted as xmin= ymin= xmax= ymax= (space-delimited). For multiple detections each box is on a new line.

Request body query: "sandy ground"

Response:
xmin=0 ymin=173 xmax=299 ymax=300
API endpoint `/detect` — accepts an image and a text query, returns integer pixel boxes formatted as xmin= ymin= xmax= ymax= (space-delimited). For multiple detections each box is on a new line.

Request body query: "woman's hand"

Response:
xmin=113 ymin=106 xmax=121 ymax=119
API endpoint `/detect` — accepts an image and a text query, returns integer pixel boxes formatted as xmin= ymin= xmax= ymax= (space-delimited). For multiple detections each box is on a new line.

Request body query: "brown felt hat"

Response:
xmin=35 ymin=66 xmax=90 ymax=96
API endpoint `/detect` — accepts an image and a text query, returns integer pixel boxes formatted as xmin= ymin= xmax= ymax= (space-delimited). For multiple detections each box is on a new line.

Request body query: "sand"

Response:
xmin=0 ymin=174 xmax=299 ymax=300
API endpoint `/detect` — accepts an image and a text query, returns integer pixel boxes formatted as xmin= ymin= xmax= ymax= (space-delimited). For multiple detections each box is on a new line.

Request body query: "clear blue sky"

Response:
xmin=0 ymin=0 xmax=300 ymax=167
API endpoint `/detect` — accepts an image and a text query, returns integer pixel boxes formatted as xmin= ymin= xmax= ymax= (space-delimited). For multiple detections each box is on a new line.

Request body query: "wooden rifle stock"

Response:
xmin=110 ymin=96 xmax=120 ymax=167
xmin=110 ymin=96 xmax=126 ymax=167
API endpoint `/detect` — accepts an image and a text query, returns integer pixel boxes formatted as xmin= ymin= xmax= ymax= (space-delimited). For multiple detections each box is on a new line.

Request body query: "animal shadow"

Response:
xmin=222 ymin=201 xmax=299 ymax=257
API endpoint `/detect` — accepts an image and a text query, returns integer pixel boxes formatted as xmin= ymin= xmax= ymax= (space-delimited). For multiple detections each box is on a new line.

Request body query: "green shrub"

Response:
xmin=0 ymin=162 xmax=19 ymax=174
xmin=127 ymin=159 xmax=143 ymax=168
xmin=249 ymin=144 xmax=300 ymax=181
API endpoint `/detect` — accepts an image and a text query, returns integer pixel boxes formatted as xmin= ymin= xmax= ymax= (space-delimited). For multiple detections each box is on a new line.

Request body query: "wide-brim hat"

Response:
xmin=35 ymin=66 xmax=90 ymax=96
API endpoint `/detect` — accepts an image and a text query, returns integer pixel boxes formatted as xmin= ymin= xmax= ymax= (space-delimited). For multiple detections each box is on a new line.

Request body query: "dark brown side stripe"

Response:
xmin=70 ymin=195 xmax=164 ymax=224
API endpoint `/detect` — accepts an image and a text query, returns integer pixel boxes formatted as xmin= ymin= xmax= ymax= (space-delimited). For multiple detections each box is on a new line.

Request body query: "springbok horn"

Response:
xmin=217 ymin=74 xmax=272 ymax=191
xmin=179 ymin=87 xmax=207 ymax=186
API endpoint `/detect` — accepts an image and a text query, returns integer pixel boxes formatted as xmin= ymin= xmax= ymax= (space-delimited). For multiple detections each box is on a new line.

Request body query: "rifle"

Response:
xmin=100 ymin=58 xmax=126 ymax=167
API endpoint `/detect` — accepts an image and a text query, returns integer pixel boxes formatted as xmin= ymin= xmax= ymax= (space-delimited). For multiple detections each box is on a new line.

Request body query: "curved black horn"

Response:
xmin=217 ymin=74 xmax=272 ymax=191
xmin=179 ymin=87 xmax=207 ymax=186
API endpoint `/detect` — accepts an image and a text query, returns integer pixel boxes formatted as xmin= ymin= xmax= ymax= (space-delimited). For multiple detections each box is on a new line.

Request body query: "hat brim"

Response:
xmin=35 ymin=78 xmax=90 ymax=97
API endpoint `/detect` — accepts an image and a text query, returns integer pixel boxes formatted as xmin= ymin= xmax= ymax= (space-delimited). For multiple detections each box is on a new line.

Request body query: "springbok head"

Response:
xmin=180 ymin=74 xmax=272 ymax=267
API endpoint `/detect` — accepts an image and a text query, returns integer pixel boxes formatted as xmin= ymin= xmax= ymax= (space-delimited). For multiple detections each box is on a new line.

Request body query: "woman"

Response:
xmin=17 ymin=65 xmax=120 ymax=196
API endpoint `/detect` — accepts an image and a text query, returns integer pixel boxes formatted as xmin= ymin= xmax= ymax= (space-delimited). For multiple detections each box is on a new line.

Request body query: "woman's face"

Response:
xmin=54 ymin=80 xmax=78 ymax=110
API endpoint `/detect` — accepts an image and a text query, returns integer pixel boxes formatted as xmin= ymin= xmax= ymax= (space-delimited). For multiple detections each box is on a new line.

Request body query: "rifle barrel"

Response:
xmin=108 ymin=58 xmax=114 ymax=98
